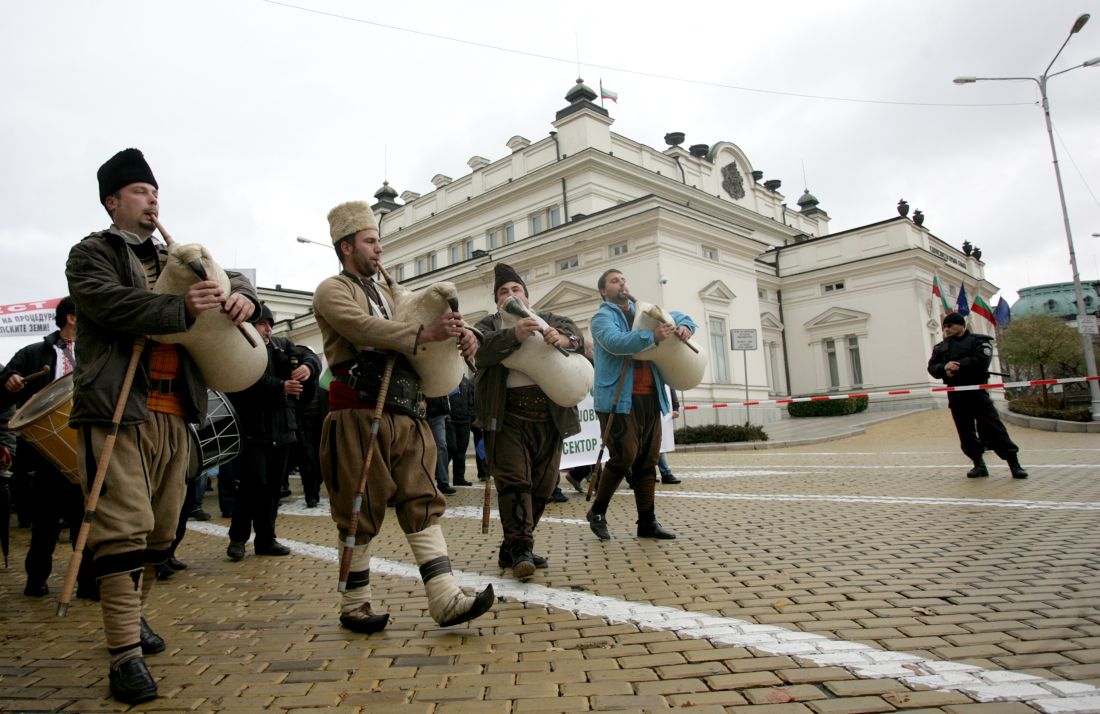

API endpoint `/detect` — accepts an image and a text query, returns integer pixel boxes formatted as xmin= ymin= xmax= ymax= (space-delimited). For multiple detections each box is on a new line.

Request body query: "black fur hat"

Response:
xmin=492 ymin=262 xmax=527 ymax=296
xmin=98 ymin=148 xmax=157 ymax=205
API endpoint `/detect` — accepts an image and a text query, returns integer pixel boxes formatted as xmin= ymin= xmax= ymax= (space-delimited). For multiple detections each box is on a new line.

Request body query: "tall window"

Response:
xmin=824 ymin=338 xmax=840 ymax=389
xmin=415 ymin=256 xmax=427 ymax=276
xmin=848 ymin=335 xmax=863 ymax=386
xmin=708 ymin=316 xmax=730 ymax=383
xmin=504 ymin=223 xmax=515 ymax=245
xmin=488 ymin=228 xmax=500 ymax=250
xmin=531 ymin=213 xmax=544 ymax=235
xmin=548 ymin=205 xmax=562 ymax=227
xmin=464 ymin=238 xmax=474 ymax=257
xmin=448 ymin=243 xmax=461 ymax=264
xmin=394 ymin=264 xmax=405 ymax=282
xmin=530 ymin=206 xmax=562 ymax=235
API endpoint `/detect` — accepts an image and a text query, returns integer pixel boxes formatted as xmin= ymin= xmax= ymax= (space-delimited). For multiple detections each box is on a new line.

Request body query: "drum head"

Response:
xmin=10 ymin=373 xmax=72 ymax=430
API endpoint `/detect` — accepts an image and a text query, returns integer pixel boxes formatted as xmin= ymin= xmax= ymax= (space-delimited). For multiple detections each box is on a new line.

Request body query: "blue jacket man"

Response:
xmin=587 ymin=269 xmax=696 ymax=541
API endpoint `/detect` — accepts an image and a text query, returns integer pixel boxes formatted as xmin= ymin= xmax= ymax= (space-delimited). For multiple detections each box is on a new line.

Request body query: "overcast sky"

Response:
xmin=2 ymin=0 xmax=1099 ymax=363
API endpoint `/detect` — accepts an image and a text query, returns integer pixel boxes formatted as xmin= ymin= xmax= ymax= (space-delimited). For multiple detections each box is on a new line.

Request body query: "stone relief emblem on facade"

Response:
xmin=721 ymin=162 xmax=746 ymax=200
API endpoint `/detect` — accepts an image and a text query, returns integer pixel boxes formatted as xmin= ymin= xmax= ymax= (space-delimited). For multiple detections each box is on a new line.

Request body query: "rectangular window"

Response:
xmin=394 ymin=264 xmax=405 ymax=282
xmin=504 ymin=223 xmax=515 ymax=245
xmin=702 ymin=245 xmax=718 ymax=261
xmin=848 ymin=335 xmax=863 ymax=386
xmin=823 ymin=281 xmax=845 ymax=293
xmin=708 ymin=316 xmax=730 ymax=383
xmin=464 ymin=238 xmax=474 ymax=258
xmin=549 ymin=206 xmax=562 ymax=227
xmin=557 ymin=256 xmax=578 ymax=272
xmin=448 ymin=243 xmax=461 ymax=264
xmin=610 ymin=242 xmax=628 ymax=257
xmin=429 ymin=253 xmax=437 ymax=271
xmin=488 ymin=229 xmax=500 ymax=249
xmin=758 ymin=289 xmax=767 ymax=300
xmin=415 ymin=256 xmax=427 ymax=276
xmin=530 ymin=214 xmax=544 ymax=235
xmin=825 ymin=338 xmax=840 ymax=389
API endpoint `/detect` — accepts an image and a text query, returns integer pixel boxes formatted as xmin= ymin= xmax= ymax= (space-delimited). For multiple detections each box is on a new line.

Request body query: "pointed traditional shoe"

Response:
xmin=339 ymin=603 xmax=390 ymax=633
xmin=108 ymin=656 xmax=158 ymax=704
xmin=139 ymin=617 xmax=166 ymax=655
xmin=438 ymin=584 xmax=495 ymax=628
xmin=637 ymin=519 xmax=677 ymax=539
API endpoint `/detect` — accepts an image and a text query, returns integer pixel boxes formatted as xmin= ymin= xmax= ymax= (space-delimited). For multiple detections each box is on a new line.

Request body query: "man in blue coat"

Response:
xmin=586 ymin=269 xmax=696 ymax=541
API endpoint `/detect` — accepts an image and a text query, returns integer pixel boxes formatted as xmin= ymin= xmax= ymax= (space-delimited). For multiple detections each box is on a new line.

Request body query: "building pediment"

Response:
xmin=533 ymin=280 xmax=600 ymax=314
xmin=698 ymin=280 xmax=736 ymax=305
xmin=760 ymin=311 xmax=784 ymax=330
xmin=804 ymin=306 xmax=870 ymax=331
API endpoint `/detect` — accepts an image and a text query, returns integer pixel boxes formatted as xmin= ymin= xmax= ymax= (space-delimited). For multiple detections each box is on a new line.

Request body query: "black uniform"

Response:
xmin=927 ymin=330 xmax=1024 ymax=475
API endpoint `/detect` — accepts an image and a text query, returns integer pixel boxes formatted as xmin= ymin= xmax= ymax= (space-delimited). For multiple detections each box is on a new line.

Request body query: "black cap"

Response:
xmin=492 ymin=262 xmax=527 ymax=297
xmin=942 ymin=312 xmax=966 ymax=327
xmin=98 ymin=148 xmax=157 ymax=205
xmin=255 ymin=303 xmax=275 ymax=325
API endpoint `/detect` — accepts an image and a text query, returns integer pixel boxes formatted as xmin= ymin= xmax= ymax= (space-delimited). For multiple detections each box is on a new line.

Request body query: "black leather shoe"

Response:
xmin=497 ymin=546 xmax=548 ymax=569
xmin=154 ymin=564 xmax=174 ymax=581
xmin=23 ymin=581 xmax=48 ymax=597
xmin=550 ymin=488 xmax=569 ymax=503
xmin=167 ymin=557 xmax=188 ymax=571
xmin=511 ymin=553 xmax=536 ymax=581
xmin=966 ymin=459 xmax=989 ymax=478
xmin=140 ymin=617 xmax=166 ymax=655
xmin=660 ymin=474 xmax=682 ymax=485
xmin=255 ymin=541 xmax=291 ymax=556
xmin=438 ymin=584 xmax=494 ymax=628
xmin=438 ymin=483 xmax=456 ymax=495
xmin=637 ymin=519 xmax=677 ymax=539
xmin=453 ymin=479 xmax=473 ymax=487
xmin=108 ymin=656 xmax=158 ymax=704
xmin=587 ymin=510 xmax=611 ymax=541
xmin=565 ymin=472 xmax=585 ymax=493
xmin=339 ymin=603 xmax=390 ymax=633
xmin=1008 ymin=460 xmax=1029 ymax=479
xmin=306 ymin=499 xmax=319 ymax=508
xmin=227 ymin=542 xmax=246 ymax=561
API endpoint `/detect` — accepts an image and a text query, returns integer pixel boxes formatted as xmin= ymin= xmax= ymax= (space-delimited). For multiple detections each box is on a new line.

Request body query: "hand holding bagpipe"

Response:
xmin=502 ymin=297 xmax=570 ymax=356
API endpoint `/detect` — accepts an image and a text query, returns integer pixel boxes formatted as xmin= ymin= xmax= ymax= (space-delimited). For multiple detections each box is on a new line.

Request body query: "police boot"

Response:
xmin=1007 ymin=458 xmax=1029 ymax=479
xmin=497 ymin=543 xmax=547 ymax=569
xmin=509 ymin=541 xmax=537 ymax=581
xmin=338 ymin=541 xmax=390 ymax=634
xmin=637 ymin=512 xmax=677 ymax=540
xmin=406 ymin=524 xmax=494 ymax=627
xmin=966 ymin=458 xmax=989 ymax=478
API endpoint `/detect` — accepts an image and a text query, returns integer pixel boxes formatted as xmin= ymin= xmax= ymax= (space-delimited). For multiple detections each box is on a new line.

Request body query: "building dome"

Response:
xmin=1012 ymin=281 xmax=1098 ymax=320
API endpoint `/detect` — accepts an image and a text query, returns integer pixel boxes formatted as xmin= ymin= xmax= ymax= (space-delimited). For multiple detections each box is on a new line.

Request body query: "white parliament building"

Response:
xmin=268 ymin=79 xmax=999 ymax=424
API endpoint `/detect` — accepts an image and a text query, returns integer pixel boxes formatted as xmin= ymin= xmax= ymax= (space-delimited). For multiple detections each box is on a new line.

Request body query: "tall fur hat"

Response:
xmin=493 ymin=262 xmax=527 ymax=296
xmin=98 ymin=148 xmax=157 ymax=205
xmin=327 ymin=201 xmax=378 ymax=244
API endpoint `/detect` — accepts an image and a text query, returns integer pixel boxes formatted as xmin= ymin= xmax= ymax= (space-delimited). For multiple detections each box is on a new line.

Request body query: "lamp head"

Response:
xmin=296 ymin=236 xmax=309 ymax=243
xmin=1071 ymin=13 xmax=1089 ymax=34
xmin=1084 ymin=57 xmax=1100 ymax=67
xmin=953 ymin=76 xmax=977 ymax=84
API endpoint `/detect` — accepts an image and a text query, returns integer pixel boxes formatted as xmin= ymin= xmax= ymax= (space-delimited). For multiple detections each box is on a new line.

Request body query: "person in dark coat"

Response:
xmin=446 ymin=375 xmax=475 ymax=486
xmin=225 ymin=304 xmax=319 ymax=560
xmin=927 ymin=312 xmax=1028 ymax=479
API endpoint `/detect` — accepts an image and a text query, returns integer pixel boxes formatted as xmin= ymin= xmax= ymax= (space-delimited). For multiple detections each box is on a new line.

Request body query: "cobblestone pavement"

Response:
xmin=2 ymin=409 xmax=1099 ymax=712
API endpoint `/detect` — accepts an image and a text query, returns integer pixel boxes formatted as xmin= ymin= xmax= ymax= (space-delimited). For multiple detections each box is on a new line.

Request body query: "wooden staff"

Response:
xmin=18 ymin=365 xmax=51 ymax=384
xmin=150 ymin=216 xmax=259 ymax=349
xmin=586 ymin=360 xmax=631 ymax=502
xmin=480 ymin=417 xmax=496 ymax=534
xmin=57 ymin=337 xmax=146 ymax=617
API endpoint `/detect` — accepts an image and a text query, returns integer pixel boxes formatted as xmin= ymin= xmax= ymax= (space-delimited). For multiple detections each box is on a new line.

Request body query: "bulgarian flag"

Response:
xmin=972 ymin=294 xmax=996 ymax=324
xmin=599 ymin=80 xmax=618 ymax=103
xmin=932 ymin=276 xmax=951 ymax=312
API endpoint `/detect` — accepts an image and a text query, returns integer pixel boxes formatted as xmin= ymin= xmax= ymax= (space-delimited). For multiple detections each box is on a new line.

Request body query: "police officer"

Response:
xmin=927 ymin=312 xmax=1028 ymax=479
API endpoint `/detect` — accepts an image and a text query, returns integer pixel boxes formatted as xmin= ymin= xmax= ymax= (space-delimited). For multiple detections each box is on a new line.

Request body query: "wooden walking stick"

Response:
xmin=586 ymin=360 xmax=631 ymax=502
xmin=337 ymin=354 xmax=396 ymax=591
xmin=480 ymin=417 xmax=497 ymax=534
xmin=58 ymin=336 xmax=146 ymax=617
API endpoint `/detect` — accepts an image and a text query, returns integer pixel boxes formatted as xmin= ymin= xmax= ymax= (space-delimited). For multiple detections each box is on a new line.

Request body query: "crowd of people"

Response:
xmin=0 ymin=146 xmax=1026 ymax=707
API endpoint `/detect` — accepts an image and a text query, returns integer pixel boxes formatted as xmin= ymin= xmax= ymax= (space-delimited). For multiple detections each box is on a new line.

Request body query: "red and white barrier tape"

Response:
xmin=680 ymin=375 xmax=1100 ymax=411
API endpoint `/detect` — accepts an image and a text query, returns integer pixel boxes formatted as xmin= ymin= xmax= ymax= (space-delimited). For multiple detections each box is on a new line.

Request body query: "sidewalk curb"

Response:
xmin=675 ymin=409 xmax=922 ymax=453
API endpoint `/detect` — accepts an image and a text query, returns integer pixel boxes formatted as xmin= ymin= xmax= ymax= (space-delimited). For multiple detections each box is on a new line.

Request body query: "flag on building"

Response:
xmin=932 ymin=276 xmax=951 ymax=312
xmin=599 ymin=81 xmax=618 ymax=103
xmin=971 ymin=294 xmax=995 ymax=324
xmin=994 ymin=297 xmax=1011 ymax=327
xmin=955 ymin=284 xmax=970 ymax=317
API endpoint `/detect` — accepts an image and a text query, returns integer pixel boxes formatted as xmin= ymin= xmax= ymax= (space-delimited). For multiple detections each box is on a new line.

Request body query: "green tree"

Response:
xmin=999 ymin=314 xmax=1083 ymax=405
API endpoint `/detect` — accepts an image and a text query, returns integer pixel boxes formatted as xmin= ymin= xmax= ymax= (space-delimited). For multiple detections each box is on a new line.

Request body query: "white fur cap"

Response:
xmin=327 ymin=201 xmax=378 ymax=244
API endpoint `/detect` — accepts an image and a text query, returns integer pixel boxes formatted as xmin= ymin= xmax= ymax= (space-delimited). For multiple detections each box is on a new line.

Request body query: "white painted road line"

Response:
xmin=186 ymin=521 xmax=1100 ymax=712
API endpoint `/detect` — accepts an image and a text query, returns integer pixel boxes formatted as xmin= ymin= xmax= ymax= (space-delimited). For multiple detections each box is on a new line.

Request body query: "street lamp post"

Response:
xmin=296 ymin=236 xmax=328 ymax=248
xmin=955 ymin=13 xmax=1100 ymax=420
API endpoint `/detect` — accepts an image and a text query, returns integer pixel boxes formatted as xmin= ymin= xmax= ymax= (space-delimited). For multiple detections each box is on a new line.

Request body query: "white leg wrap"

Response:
xmin=340 ymin=540 xmax=373 ymax=614
xmin=405 ymin=524 xmax=476 ymax=625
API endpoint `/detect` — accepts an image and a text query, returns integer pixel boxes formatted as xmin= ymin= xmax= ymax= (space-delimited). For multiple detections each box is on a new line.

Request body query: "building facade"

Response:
xmin=275 ymin=80 xmax=1000 ymax=423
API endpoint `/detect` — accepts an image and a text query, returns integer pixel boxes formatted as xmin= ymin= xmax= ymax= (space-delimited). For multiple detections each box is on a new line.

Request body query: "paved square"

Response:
xmin=2 ymin=409 xmax=1099 ymax=712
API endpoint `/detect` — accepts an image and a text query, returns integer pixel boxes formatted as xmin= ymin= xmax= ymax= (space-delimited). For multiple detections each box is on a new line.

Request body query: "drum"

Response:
xmin=187 ymin=390 xmax=241 ymax=481
xmin=9 ymin=373 xmax=80 ymax=486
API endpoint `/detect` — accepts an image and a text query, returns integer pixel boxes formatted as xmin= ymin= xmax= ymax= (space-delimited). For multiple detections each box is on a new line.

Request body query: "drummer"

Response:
xmin=65 ymin=148 xmax=259 ymax=704
xmin=473 ymin=263 xmax=583 ymax=580
xmin=586 ymin=269 xmax=696 ymax=542
xmin=1 ymin=297 xmax=97 ymax=599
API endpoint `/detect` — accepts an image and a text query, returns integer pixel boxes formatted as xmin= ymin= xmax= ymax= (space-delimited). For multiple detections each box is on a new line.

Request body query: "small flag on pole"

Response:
xmin=932 ymin=276 xmax=951 ymax=313
xmin=994 ymin=297 xmax=1011 ymax=327
xmin=599 ymin=80 xmax=618 ymax=103
xmin=955 ymin=284 xmax=971 ymax=317
xmin=971 ymin=294 xmax=995 ymax=324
